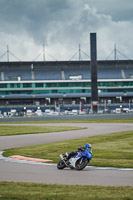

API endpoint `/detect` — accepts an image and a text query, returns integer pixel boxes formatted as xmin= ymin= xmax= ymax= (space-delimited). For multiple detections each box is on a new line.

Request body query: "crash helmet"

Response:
xmin=85 ymin=143 xmax=92 ymax=152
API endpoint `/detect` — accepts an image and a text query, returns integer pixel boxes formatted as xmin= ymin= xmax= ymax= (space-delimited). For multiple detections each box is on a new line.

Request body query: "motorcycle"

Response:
xmin=57 ymin=147 xmax=92 ymax=170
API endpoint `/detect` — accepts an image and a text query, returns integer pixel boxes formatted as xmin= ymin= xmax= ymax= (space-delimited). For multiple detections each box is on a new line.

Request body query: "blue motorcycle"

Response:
xmin=57 ymin=147 xmax=92 ymax=170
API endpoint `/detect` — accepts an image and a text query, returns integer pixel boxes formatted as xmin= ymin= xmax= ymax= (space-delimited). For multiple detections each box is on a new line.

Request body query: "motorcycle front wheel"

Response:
xmin=75 ymin=159 xmax=88 ymax=170
xmin=57 ymin=160 xmax=66 ymax=169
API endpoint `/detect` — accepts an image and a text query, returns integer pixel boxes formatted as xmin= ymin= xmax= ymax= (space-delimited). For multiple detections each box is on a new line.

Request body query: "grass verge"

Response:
xmin=0 ymin=182 xmax=133 ymax=200
xmin=0 ymin=118 xmax=133 ymax=123
xmin=3 ymin=130 xmax=133 ymax=168
xmin=0 ymin=126 xmax=85 ymax=136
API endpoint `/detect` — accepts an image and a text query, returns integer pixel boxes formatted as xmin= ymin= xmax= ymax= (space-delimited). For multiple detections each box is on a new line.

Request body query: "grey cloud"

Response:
xmin=87 ymin=0 xmax=133 ymax=21
xmin=0 ymin=0 xmax=133 ymax=60
xmin=0 ymin=0 xmax=132 ymax=44
xmin=0 ymin=0 xmax=71 ymax=43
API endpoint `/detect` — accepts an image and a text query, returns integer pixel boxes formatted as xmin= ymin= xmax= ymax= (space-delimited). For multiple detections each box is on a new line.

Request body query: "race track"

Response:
xmin=0 ymin=123 xmax=133 ymax=186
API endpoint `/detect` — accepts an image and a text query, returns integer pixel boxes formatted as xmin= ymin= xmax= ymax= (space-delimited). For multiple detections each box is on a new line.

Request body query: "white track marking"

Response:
xmin=1 ymin=151 xmax=133 ymax=171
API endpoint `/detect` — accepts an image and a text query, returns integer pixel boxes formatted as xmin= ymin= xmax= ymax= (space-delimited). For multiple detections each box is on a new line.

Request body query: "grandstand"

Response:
xmin=0 ymin=59 xmax=133 ymax=112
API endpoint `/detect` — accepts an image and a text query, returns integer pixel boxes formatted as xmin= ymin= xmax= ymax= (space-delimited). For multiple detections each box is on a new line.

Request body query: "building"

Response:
xmin=0 ymin=59 xmax=133 ymax=112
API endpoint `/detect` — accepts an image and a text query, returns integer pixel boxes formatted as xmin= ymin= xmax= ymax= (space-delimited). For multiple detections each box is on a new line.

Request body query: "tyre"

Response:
xmin=75 ymin=158 xmax=88 ymax=170
xmin=57 ymin=160 xmax=66 ymax=169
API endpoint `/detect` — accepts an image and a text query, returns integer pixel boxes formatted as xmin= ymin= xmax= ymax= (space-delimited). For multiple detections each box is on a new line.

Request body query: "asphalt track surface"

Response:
xmin=0 ymin=123 xmax=133 ymax=186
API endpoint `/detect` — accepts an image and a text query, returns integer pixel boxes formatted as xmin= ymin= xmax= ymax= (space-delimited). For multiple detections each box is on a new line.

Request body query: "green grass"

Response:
xmin=0 ymin=126 xmax=85 ymax=136
xmin=0 ymin=118 xmax=133 ymax=123
xmin=3 ymin=130 xmax=133 ymax=168
xmin=1 ymin=123 xmax=133 ymax=199
xmin=0 ymin=182 xmax=133 ymax=200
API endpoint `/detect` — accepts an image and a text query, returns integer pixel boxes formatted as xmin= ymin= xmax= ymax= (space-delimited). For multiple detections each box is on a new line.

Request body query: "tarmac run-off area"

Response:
xmin=0 ymin=123 xmax=133 ymax=186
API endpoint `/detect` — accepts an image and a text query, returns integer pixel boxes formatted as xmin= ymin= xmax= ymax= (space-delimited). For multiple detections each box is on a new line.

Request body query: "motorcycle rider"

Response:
xmin=66 ymin=143 xmax=92 ymax=160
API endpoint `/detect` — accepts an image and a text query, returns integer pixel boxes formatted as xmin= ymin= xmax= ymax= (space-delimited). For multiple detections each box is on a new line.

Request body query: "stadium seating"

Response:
xmin=0 ymin=67 xmax=127 ymax=81
xmin=2 ymin=69 xmax=31 ymax=81
xmin=0 ymin=61 xmax=133 ymax=82
xmin=98 ymin=68 xmax=122 ymax=79
xmin=34 ymin=69 xmax=62 ymax=80
xmin=124 ymin=68 xmax=133 ymax=79
xmin=64 ymin=69 xmax=91 ymax=79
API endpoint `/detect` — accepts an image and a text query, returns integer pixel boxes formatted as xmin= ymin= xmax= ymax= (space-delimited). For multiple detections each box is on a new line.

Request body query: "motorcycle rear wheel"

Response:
xmin=57 ymin=160 xmax=66 ymax=169
xmin=75 ymin=159 xmax=88 ymax=170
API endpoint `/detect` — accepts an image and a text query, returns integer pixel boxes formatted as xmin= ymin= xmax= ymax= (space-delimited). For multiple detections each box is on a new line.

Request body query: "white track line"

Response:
xmin=1 ymin=151 xmax=133 ymax=171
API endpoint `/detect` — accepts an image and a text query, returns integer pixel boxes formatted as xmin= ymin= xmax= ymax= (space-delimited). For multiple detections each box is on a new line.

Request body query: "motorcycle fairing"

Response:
xmin=69 ymin=150 xmax=92 ymax=168
xmin=69 ymin=156 xmax=81 ymax=168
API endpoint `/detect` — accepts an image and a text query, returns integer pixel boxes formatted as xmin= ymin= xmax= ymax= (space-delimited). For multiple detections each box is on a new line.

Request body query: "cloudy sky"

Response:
xmin=0 ymin=0 xmax=133 ymax=61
